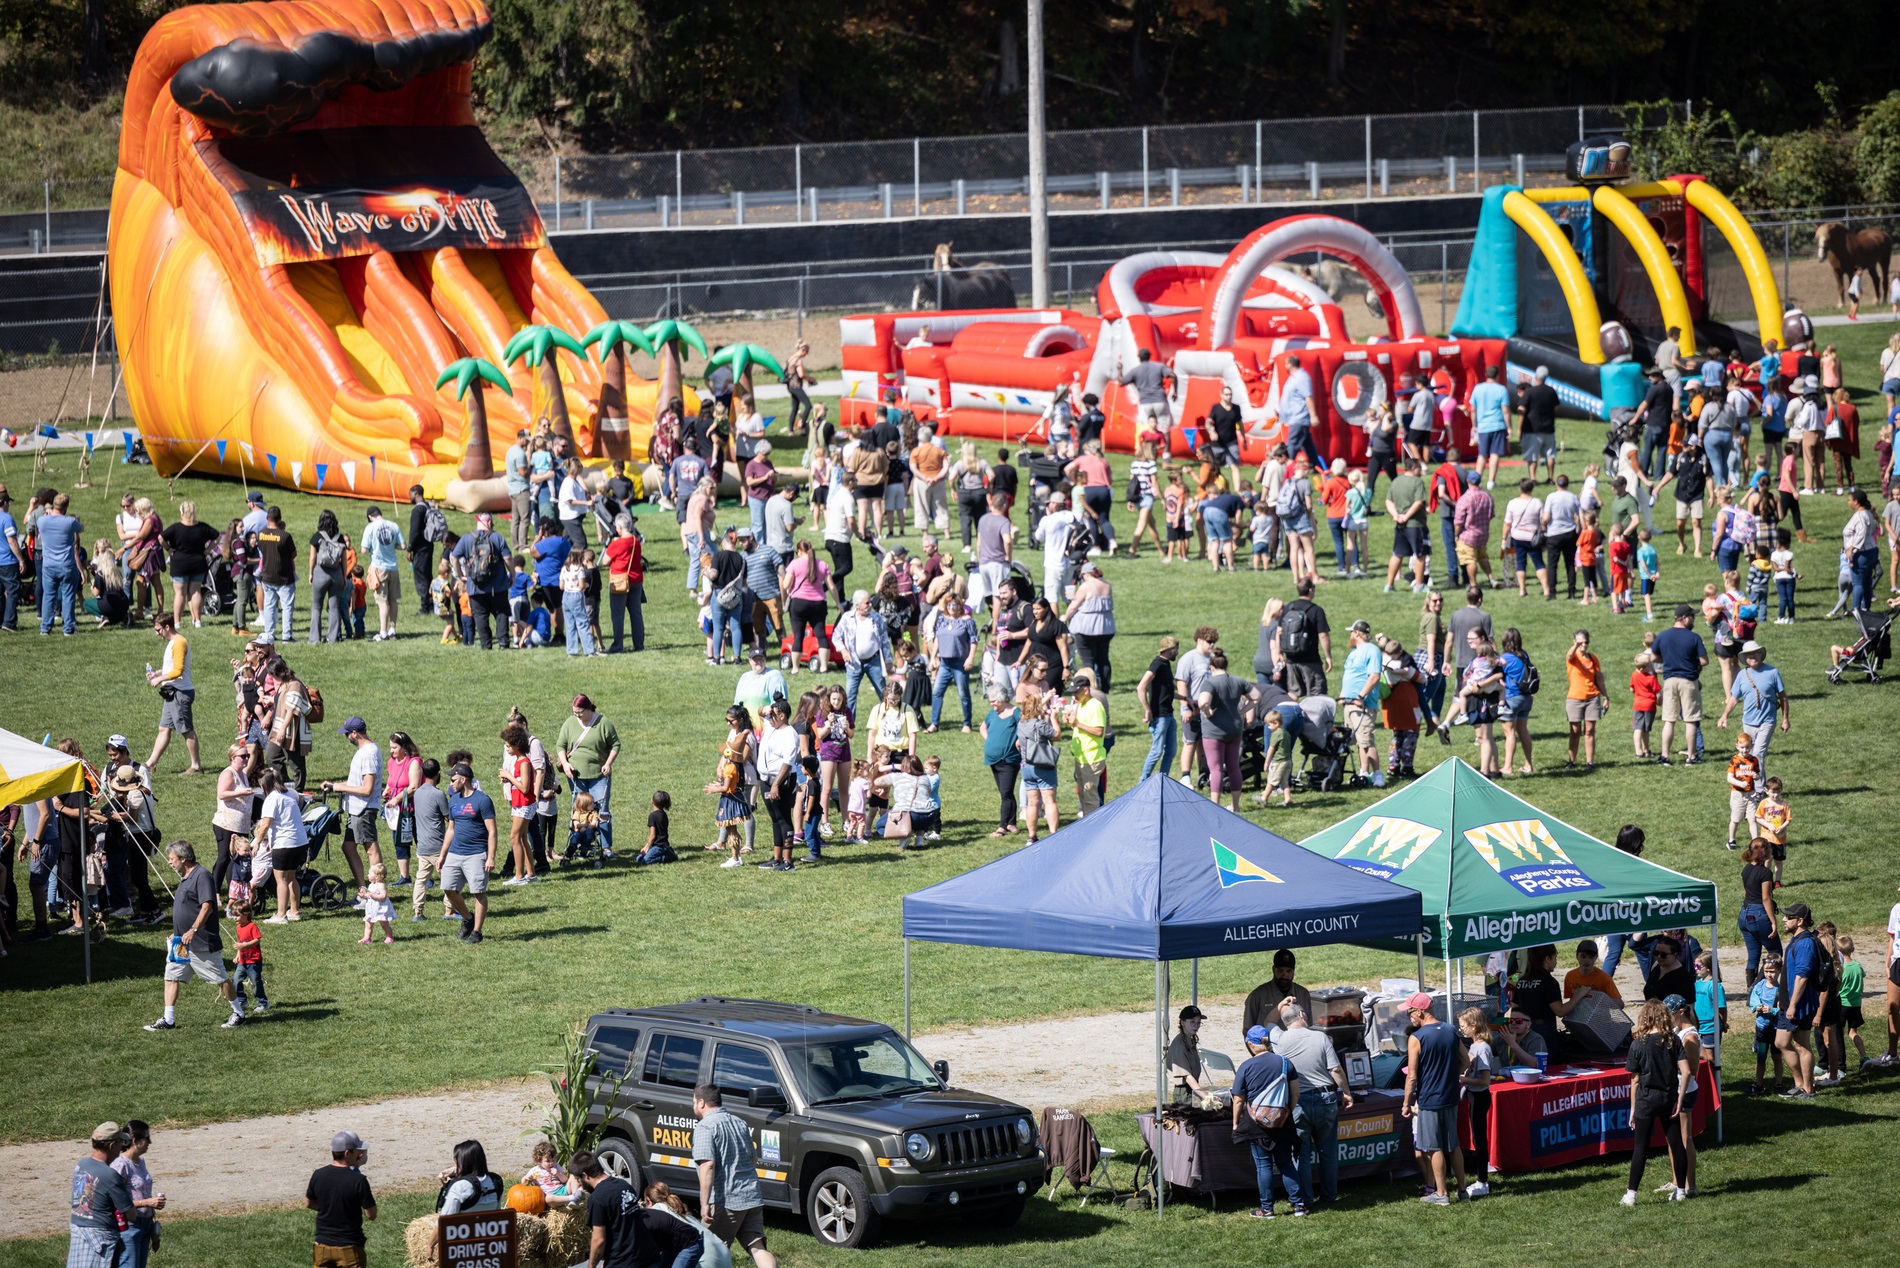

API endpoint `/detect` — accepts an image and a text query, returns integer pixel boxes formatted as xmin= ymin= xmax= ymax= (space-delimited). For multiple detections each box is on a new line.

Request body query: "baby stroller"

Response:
xmin=255 ymin=794 xmax=352 ymax=913
xmin=1287 ymin=695 xmax=1361 ymax=792
xmin=1828 ymin=609 xmax=1892 ymax=684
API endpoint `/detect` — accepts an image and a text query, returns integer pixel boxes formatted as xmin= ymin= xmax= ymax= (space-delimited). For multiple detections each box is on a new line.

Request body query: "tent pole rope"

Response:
xmin=1154 ymin=957 xmax=1165 ymax=1218
xmin=902 ymin=938 xmax=911 ymax=1041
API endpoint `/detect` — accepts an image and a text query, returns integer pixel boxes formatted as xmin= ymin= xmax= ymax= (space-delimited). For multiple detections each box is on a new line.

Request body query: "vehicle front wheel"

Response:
xmin=594 ymin=1136 xmax=644 ymax=1191
xmin=805 ymin=1165 xmax=879 ymax=1249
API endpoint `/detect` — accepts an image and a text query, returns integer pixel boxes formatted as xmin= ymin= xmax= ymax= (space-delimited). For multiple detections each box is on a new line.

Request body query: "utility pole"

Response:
xmin=1027 ymin=0 xmax=1050 ymax=308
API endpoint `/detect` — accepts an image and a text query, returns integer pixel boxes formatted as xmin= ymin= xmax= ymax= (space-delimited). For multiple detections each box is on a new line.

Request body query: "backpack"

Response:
xmin=304 ymin=685 xmax=326 ymax=726
xmin=1275 ymin=477 xmax=1307 ymax=518
xmin=421 ymin=502 xmax=449 ymax=544
xmin=1517 ymin=658 xmax=1541 ymax=696
xmin=314 ymin=532 xmax=345 ymax=571
xmin=468 ymin=532 xmax=506 ymax=589
xmin=1280 ymin=602 xmax=1317 ymax=658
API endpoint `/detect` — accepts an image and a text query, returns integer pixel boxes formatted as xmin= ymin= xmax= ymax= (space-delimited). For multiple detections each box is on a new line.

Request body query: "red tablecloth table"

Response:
xmin=1466 ymin=1059 xmax=1719 ymax=1173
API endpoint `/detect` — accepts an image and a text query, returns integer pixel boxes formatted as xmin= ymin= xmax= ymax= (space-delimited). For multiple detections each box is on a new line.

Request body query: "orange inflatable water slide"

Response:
xmin=110 ymin=0 xmax=670 ymax=506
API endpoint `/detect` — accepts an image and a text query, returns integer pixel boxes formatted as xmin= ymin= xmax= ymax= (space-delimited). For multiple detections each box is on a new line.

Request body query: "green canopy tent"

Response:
xmin=1298 ymin=757 xmax=1726 ymax=1138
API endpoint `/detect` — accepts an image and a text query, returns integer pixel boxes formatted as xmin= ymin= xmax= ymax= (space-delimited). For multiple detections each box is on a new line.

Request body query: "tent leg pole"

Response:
xmin=1416 ymin=934 xmax=1425 ymax=990
xmin=903 ymin=939 xmax=911 ymax=1041
xmin=1192 ymin=958 xmax=1199 ymax=1007
xmin=1156 ymin=959 xmax=1166 ymax=1218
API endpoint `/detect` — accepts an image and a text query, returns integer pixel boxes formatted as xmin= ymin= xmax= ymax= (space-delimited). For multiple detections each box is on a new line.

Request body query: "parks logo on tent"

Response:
xmin=1211 ymin=839 xmax=1282 ymax=888
xmin=1331 ymin=816 xmax=1440 ymax=880
xmin=1464 ymin=819 xmax=1601 ymax=896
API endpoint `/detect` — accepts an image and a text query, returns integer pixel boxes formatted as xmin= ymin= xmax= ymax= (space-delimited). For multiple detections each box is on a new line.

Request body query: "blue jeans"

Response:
xmin=1296 ymin=1089 xmax=1343 ymax=1203
xmin=1141 ymin=714 xmax=1178 ymax=780
xmin=844 ymin=659 xmax=886 ymax=716
xmin=1439 ymin=517 xmax=1462 ymax=586
xmin=1703 ymin=430 xmax=1734 ymax=487
xmin=1640 ymin=427 xmax=1670 ymax=481
xmin=683 ymin=533 xmax=704 ymax=593
xmin=1287 ymin=423 xmax=1325 ymax=471
xmin=1328 ymin=516 xmax=1349 ymax=571
xmin=668 ymin=1244 xmax=704 ymax=1268
xmin=37 ymin=565 xmax=78 ymax=634
xmin=562 ymin=592 xmax=597 ymax=654
xmin=1738 ymin=903 xmax=1781 ymax=983
xmin=1776 ymin=577 xmax=1796 ymax=620
xmin=259 ymin=582 xmax=295 ymax=641
xmin=570 ymin=774 xmax=613 ymax=852
xmin=1601 ymin=932 xmax=1628 ymax=978
xmin=234 ymin=962 xmax=268 ymax=1008
xmin=749 ymin=496 xmax=769 ymax=538
xmin=708 ymin=596 xmax=743 ymax=662
xmin=121 ymin=1222 xmax=154 ymax=1268
xmin=0 ymin=560 xmax=17 ymax=628
xmin=1249 ymin=1130 xmax=1306 ymax=1211
xmin=1851 ymin=547 xmax=1878 ymax=612
xmin=1421 ymin=670 xmax=1447 ymax=722
xmin=930 ymin=664 xmax=972 ymax=728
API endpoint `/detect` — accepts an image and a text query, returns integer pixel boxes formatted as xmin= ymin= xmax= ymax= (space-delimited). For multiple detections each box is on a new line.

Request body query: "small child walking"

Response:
xmin=1749 ymin=953 xmax=1784 ymax=1093
xmin=1724 ymin=732 xmax=1763 ymax=851
xmin=1635 ymin=529 xmax=1660 ymax=620
xmin=845 ymin=760 xmax=872 ymax=843
xmin=358 ymin=863 xmax=396 ymax=944
xmin=1753 ymin=777 xmax=1792 ymax=885
xmin=1630 ymin=652 xmax=1660 ymax=759
xmin=232 ymin=902 xmax=269 ymax=1014
xmin=1838 ymin=935 xmax=1870 ymax=1072
xmin=1575 ymin=511 xmax=1602 ymax=605
xmin=1608 ymin=531 xmax=1634 ymax=614
xmin=1770 ymin=532 xmax=1799 ymax=623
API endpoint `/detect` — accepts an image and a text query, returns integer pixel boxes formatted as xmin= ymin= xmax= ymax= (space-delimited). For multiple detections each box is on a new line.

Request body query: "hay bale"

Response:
xmin=540 ymin=1206 xmax=590 ymax=1267
xmin=403 ymin=1214 xmax=439 ymax=1268
xmin=405 ymin=1211 xmax=561 ymax=1268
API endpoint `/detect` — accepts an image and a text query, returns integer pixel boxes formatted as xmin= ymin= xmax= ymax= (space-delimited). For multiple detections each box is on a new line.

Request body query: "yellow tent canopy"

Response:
xmin=0 ymin=726 xmax=85 ymax=808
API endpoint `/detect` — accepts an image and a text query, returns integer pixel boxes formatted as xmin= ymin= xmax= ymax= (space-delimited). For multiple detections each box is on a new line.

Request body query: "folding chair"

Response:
xmin=1039 ymin=1106 xmax=1118 ymax=1205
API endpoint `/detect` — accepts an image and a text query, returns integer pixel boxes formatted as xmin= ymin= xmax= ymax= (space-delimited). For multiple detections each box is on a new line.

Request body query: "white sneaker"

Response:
xmin=1620 ymin=1190 xmax=1637 ymax=1207
xmin=1178 ymin=774 xmax=1196 ymax=787
xmin=719 ymin=858 xmax=743 ymax=869
xmin=264 ymin=915 xmax=289 ymax=925
xmin=1465 ymin=1181 xmax=1490 ymax=1199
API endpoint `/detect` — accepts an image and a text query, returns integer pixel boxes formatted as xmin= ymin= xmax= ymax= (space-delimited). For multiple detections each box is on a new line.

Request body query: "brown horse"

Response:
xmin=1816 ymin=222 xmax=1893 ymax=304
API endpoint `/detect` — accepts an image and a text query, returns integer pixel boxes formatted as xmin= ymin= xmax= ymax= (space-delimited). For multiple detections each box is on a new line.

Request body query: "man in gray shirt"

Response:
xmin=1174 ymin=625 xmax=1218 ymax=785
xmin=1541 ymin=473 xmax=1582 ymax=600
xmin=1272 ymin=1004 xmax=1353 ymax=1205
xmin=693 ymin=1084 xmax=777 ymax=1267
xmin=764 ymin=485 xmax=801 ymax=557
xmin=409 ymin=759 xmax=453 ymax=922
xmin=1119 ymin=348 xmax=1174 ymax=428
xmin=1447 ymin=588 xmax=1493 ymax=676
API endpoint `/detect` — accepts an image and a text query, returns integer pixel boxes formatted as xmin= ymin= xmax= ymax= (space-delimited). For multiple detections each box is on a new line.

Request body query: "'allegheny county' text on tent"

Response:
xmin=1297 ymin=758 xmax=1717 ymax=958
xmin=902 ymin=773 xmax=1426 ymax=961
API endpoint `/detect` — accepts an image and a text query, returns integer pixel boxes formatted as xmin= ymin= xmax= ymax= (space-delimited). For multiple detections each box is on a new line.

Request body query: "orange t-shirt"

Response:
xmin=1322 ymin=475 xmax=1350 ymax=518
xmin=1564 ymin=649 xmax=1602 ymax=700
xmin=1575 ymin=526 xmax=1601 ymax=566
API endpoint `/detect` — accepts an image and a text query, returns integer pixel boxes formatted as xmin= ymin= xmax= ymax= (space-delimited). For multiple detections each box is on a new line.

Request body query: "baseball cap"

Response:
xmin=1662 ymin=994 xmax=1689 ymax=1013
xmin=1245 ymin=1024 xmax=1271 ymax=1046
xmin=330 ymin=1130 xmax=364 ymax=1153
xmin=107 ymin=734 xmax=129 ymax=751
xmin=449 ymin=762 xmax=474 ymax=780
xmin=92 ymin=1122 xmax=130 ymax=1145
xmin=1740 ymin=640 xmax=1764 ymax=656
xmin=246 ymin=490 xmax=265 ymax=504
xmin=1403 ymin=991 xmax=1436 ymax=1014
xmin=748 ymin=648 xmax=766 ymax=663
xmin=1349 ymin=619 xmax=1371 ymax=635
xmin=734 ymin=525 xmax=754 ymax=539
xmin=337 ymin=716 xmax=367 ymax=736
xmin=1179 ymin=1004 xmax=1206 ymax=1022
xmin=571 ymin=694 xmax=594 ymax=711
xmin=1781 ymin=901 xmax=1812 ymax=922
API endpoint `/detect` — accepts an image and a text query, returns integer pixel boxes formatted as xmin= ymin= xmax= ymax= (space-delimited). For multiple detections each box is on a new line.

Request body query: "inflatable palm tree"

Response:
xmin=435 ymin=357 xmax=513 ymax=480
xmin=580 ymin=320 xmax=656 ymax=460
xmin=503 ymin=325 xmax=586 ymax=446
xmin=642 ymin=318 xmax=708 ymax=420
xmin=707 ymin=342 xmax=784 ymax=412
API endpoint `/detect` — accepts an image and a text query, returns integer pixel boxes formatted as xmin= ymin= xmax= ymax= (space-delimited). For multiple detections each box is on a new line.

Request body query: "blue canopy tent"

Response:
xmin=901 ymin=774 xmax=1426 ymax=1213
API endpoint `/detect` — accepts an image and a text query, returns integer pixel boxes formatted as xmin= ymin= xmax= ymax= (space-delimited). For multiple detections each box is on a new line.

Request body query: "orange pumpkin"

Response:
xmin=505 ymin=1183 xmax=547 ymax=1217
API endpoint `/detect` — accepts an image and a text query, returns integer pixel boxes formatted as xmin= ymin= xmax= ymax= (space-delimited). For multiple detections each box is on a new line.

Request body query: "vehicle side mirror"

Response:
xmin=932 ymin=1059 xmax=950 ymax=1085
xmin=748 ymin=1085 xmax=787 ymax=1112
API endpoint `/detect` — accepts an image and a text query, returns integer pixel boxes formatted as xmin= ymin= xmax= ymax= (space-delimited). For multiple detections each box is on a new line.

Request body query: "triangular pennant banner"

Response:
xmin=315 ymin=463 xmax=328 ymax=490
xmin=240 ymin=442 xmax=254 ymax=465
xmin=124 ymin=432 xmax=136 ymax=460
xmin=341 ymin=461 xmax=357 ymax=489
xmin=290 ymin=460 xmax=303 ymax=487
xmin=368 ymin=455 xmax=377 ymax=479
xmin=267 ymin=452 xmax=278 ymax=475
xmin=215 ymin=439 xmax=227 ymax=463
xmin=38 ymin=424 xmax=59 ymax=439
xmin=83 ymin=431 xmax=96 ymax=452
xmin=0 ymin=429 xmax=14 ymax=448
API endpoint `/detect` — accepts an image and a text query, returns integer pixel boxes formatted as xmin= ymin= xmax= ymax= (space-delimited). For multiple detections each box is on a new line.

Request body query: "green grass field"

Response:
xmin=4 ymin=321 xmax=1899 ymax=1260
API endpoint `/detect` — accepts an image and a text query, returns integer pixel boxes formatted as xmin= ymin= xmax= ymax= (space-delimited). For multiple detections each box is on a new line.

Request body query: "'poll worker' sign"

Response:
xmin=436 ymin=1209 xmax=518 ymax=1268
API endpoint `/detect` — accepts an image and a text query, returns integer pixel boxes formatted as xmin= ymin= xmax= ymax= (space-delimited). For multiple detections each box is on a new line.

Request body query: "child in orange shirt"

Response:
xmin=1609 ymin=534 xmax=1635 ymax=614
xmin=1629 ymin=651 xmax=1660 ymax=758
xmin=1575 ymin=511 xmax=1602 ymax=605
xmin=348 ymin=565 xmax=368 ymax=639
xmin=1725 ymin=731 xmax=1763 ymax=851
xmin=1753 ymin=776 xmax=1792 ymax=884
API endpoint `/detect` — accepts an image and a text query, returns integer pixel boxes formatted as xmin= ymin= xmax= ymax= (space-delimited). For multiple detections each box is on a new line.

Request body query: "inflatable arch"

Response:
xmin=1202 ymin=214 xmax=1427 ymax=350
xmin=1498 ymin=191 xmax=1605 ymax=363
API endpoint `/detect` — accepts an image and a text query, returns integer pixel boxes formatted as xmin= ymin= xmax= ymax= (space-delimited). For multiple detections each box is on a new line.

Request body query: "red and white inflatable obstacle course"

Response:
xmin=839 ymin=214 xmax=1507 ymax=467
